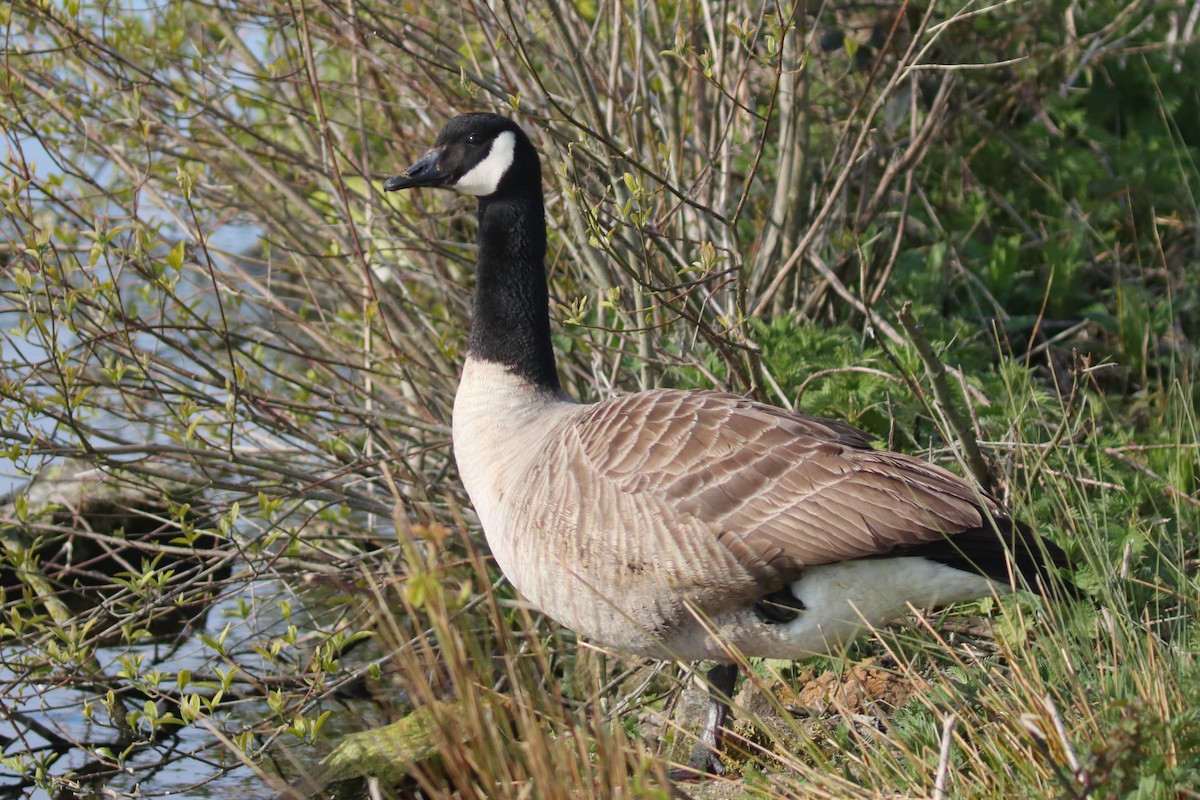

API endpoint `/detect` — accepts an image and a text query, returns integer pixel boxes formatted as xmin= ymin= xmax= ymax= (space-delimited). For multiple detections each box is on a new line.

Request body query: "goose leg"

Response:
xmin=672 ymin=663 xmax=739 ymax=779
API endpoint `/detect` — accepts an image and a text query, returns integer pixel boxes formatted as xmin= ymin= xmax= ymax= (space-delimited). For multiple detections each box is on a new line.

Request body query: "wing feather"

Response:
xmin=566 ymin=389 xmax=999 ymax=577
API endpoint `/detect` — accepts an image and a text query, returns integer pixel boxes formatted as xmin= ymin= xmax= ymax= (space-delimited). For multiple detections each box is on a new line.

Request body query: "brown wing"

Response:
xmin=568 ymin=388 xmax=1001 ymax=579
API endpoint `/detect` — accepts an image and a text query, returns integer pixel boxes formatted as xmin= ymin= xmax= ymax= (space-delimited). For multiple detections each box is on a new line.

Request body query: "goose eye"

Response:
xmin=466 ymin=133 xmax=484 ymax=145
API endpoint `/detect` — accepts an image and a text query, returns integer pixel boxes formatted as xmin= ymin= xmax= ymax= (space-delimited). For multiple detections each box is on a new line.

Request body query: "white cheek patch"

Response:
xmin=454 ymin=131 xmax=517 ymax=196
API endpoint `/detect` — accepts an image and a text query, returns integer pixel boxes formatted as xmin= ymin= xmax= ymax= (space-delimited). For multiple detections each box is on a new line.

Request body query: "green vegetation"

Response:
xmin=1 ymin=0 xmax=1197 ymax=797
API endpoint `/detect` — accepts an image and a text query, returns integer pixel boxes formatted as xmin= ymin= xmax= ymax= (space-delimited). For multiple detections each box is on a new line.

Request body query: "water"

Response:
xmin=0 ymin=153 xmax=306 ymax=800
xmin=0 ymin=5 xmax=403 ymax=794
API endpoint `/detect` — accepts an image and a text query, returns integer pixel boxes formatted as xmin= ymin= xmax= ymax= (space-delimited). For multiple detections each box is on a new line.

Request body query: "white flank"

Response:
xmin=454 ymin=131 xmax=517 ymax=196
xmin=768 ymin=557 xmax=1006 ymax=658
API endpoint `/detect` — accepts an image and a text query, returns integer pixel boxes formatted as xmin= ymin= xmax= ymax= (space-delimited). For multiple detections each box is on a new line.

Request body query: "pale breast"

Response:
xmin=452 ymin=363 xmax=758 ymax=657
xmin=452 ymin=358 xmax=578 ymax=542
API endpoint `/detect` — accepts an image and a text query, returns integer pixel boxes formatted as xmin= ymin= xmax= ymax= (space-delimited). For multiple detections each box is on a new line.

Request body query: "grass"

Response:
xmin=302 ymin=495 xmax=1200 ymax=798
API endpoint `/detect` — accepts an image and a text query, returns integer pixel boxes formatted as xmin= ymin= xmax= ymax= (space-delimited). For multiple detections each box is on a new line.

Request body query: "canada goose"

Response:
xmin=383 ymin=112 xmax=1071 ymax=777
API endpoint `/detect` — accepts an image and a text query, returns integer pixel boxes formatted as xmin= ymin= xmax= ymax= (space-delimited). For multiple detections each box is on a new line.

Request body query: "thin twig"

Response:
xmin=932 ymin=713 xmax=957 ymax=800
xmin=898 ymin=302 xmax=993 ymax=490
xmin=1105 ymin=448 xmax=1200 ymax=509
xmin=1043 ymin=693 xmax=1083 ymax=782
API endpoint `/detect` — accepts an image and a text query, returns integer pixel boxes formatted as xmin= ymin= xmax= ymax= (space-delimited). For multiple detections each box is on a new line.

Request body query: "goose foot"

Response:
xmin=669 ymin=663 xmax=739 ymax=781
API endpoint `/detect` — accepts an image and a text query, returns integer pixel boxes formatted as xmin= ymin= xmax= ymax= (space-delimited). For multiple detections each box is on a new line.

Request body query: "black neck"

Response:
xmin=467 ymin=187 xmax=561 ymax=392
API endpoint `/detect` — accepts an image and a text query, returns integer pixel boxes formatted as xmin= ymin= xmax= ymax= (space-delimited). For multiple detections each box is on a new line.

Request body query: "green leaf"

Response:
xmin=166 ymin=240 xmax=185 ymax=271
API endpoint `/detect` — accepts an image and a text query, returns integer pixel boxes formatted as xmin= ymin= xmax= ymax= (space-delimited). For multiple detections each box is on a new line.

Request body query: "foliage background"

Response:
xmin=1 ymin=0 xmax=1198 ymax=797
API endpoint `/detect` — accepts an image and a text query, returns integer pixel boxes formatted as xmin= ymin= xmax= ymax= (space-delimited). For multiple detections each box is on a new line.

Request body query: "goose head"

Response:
xmin=381 ymin=112 xmax=559 ymax=390
xmin=383 ymin=113 xmax=538 ymax=199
